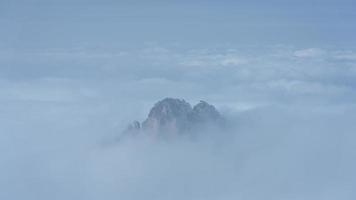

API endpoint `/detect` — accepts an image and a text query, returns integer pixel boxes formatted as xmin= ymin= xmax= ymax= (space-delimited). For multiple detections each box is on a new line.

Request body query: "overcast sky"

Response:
xmin=1 ymin=1 xmax=356 ymax=200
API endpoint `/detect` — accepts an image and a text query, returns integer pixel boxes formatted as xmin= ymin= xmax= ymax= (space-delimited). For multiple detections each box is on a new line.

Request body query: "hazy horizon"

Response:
xmin=1 ymin=0 xmax=356 ymax=199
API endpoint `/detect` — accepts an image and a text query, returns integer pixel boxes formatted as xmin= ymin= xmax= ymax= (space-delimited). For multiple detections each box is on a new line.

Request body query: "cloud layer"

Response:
xmin=1 ymin=44 xmax=356 ymax=200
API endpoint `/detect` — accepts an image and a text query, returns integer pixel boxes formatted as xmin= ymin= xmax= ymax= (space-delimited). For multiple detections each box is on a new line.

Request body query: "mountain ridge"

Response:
xmin=122 ymin=98 xmax=225 ymax=139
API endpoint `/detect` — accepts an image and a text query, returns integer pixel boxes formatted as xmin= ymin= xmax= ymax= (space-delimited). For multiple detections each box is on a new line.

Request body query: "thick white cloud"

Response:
xmin=293 ymin=48 xmax=326 ymax=58
xmin=1 ymin=44 xmax=356 ymax=200
xmin=1 ymin=102 xmax=355 ymax=200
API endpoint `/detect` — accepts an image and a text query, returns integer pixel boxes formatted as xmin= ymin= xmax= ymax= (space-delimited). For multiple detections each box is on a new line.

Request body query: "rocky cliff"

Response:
xmin=123 ymin=98 xmax=224 ymax=139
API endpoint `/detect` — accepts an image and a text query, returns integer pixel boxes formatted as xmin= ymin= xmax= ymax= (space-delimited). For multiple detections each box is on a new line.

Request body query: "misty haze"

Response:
xmin=1 ymin=1 xmax=356 ymax=200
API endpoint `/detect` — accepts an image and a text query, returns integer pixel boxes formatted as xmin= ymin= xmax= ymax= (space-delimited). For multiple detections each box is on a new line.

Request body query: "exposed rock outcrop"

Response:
xmin=122 ymin=98 xmax=224 ymax=139
xmin=190 ymin=100 xmax=223 ymax=124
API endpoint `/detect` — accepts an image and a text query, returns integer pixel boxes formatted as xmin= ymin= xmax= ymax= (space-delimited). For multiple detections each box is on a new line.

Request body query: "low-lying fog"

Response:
xmin=1 ymin=98 xmax=355 ymax=200
xmin=1 ymin=13 xmax=356 ymax=197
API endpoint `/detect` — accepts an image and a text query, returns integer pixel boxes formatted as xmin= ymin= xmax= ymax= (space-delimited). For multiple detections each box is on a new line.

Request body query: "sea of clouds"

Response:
xmin=1 ymin=45 xmax=356 ymax=200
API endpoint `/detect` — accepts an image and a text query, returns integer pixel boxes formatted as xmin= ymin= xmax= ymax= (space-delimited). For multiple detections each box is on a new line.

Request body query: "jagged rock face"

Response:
xmin=190 ymin=101 xmax=222 ymax=124
xmin=123 ymin=98 xmax=224 ymax=139
xmin=129 ymin=120 xmax=141 ymax=130
xmin=122 ymin=120 xmax=141 ymax=138
xmin=142 ymin=98 xmax=193 ymax=137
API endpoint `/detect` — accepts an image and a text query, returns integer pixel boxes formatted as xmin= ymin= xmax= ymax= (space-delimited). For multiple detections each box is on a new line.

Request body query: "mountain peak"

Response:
xmin=146 ymin=98 xmax=192 ymax=122
xmin=191 ymin=100 xmax=222 ymax=123
xmin=123 ymin=98 xmax=224 ymax=139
